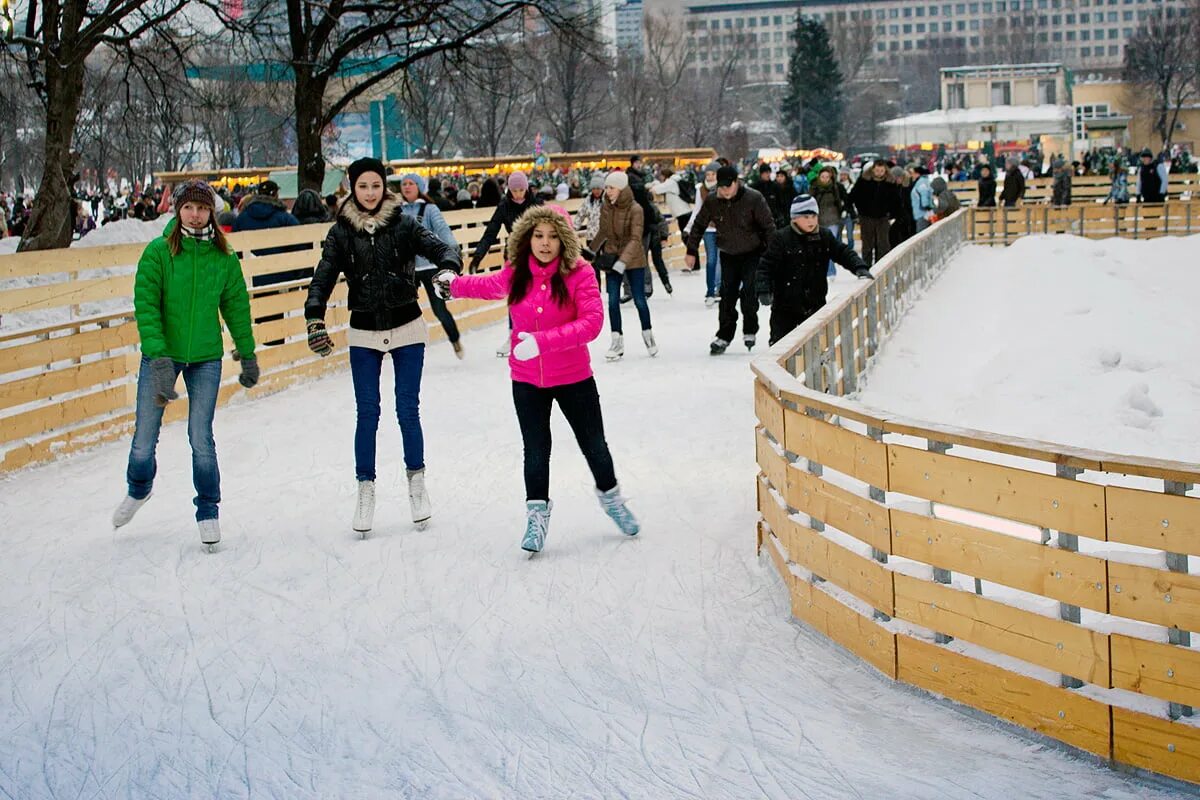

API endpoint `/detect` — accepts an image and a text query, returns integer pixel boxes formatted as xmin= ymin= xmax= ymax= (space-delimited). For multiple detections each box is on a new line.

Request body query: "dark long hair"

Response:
xmin=508 ymin=236 xmax=570 ymax=308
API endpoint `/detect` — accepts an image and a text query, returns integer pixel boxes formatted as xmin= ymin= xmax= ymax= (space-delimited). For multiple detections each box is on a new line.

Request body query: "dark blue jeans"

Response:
xmin=349 ymin=344 xmax=425 ymax=480
xmin=606 ymin=268 xmax=652 ymax=334
xmin=126 ymin=356 xmax=222 ymax=521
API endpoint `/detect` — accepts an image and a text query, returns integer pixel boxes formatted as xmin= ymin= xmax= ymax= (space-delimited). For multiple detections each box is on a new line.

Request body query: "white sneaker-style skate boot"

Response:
xmin=521 ymin=500 xmax=553 ymax=553
xmin=198 ymin=518 xmax=221 ymax=551
xmin=407 ymin=468 xmax=432 ymax=529
xmin=605 ymin=332 xmax=624 ymax=361
xmin=641 ymin=330 xmax=658 ymax=357
xmin=112 ymin=494 xmax=150 ymax=529
xmin=353 ymin=480 xmax=375 ymax=536
xmin=597 ymin=485 xmax=640 ymax=537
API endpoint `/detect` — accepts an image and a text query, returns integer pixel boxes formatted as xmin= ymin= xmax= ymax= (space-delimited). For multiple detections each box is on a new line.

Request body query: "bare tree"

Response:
xmin=828 ymin=15 xmax=876 ymax=86
xmin=1124 ymin=10 xmax=1199 ymax=150
xmin=452 ymin=39 xmax=535 ymax=157
xmin=677 ymin=49 xmax=743 ymax=148
xmin=532 ymin=23 xmax=611 ymax=151
xmin=398 ymin=55 xmax=457 ymax=158
xmin=6 ymin=0 xmax=193 ymax=250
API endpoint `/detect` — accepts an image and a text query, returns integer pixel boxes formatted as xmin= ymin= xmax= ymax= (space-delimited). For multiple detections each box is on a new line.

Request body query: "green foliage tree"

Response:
xmin=781 ymin=16 xmax=845 ymax=147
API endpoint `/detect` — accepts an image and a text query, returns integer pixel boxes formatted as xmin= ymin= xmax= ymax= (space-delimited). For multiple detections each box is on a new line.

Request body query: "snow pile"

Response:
xmin=0 ymin=215 xmax=168 ymax=256
xmin=857 ymin=234 xmax=1200 ymax=463
xmin=0 ymin=291 xmax=1172 ymax=798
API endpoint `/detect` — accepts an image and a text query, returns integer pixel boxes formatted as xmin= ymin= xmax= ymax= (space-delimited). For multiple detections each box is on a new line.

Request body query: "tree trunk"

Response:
xmin=18 ymin=60 xmax=86 ymax=252
xmin=295 ymin=68 xmax=328 ymax=193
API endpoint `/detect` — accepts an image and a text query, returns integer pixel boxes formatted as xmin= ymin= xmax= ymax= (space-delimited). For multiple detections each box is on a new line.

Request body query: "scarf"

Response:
xmin=181 ymin=222 xmax=215 ymax=242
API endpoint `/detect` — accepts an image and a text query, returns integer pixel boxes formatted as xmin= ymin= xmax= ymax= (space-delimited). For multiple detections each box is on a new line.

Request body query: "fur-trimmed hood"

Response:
xmin=338 ymin=191 xmax=403 ymax=233
xmin=505 ymin=205 xmax=581 ymax=271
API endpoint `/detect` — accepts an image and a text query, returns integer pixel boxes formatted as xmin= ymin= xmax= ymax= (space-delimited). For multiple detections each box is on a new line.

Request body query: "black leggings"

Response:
xmin=418 ymin=270 xmax=460 ymax=344
xmin=512 ymin=377 xmax=617 ymax=501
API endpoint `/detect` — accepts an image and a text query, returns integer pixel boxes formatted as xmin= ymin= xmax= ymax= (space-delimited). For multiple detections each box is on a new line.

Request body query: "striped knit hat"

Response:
xmin=172 ymin=180 xmax=216 ymax=210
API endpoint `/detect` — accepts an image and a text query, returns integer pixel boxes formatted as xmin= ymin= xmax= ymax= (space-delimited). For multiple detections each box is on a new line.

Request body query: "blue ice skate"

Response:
xmin=522 ymin=500 xmax=552 ymax=553
xmin=597 ymin=485 xmax=640 ymax=536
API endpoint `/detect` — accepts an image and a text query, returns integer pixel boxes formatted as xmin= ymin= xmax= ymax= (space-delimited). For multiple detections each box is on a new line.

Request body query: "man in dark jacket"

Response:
xmin=750 ymin=163 xmax=784 ymax=227
xmin=850 ymin=160 xmax=898 ymax=266
xmin=426 ymin=178 xmax=456 ymax=212
xmin=1001 ymin=158 xmax=1025 ymax=207
xmin=467 ymin=170 xmax=544 ymax=271
xmin=684 ymin=166 xmax=776 ymax=355
xmin=232 ymin=180 xmax=299 ymax=232
xmin=1137 ymin=148 xmax=1169 ymax=203
xmin=757 ymin=194 xmax=872 ymax=346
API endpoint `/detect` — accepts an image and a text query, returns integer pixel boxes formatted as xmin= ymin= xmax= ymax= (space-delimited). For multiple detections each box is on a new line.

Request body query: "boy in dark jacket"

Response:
xmin=757 ymin=195 xmax=872 ymax=347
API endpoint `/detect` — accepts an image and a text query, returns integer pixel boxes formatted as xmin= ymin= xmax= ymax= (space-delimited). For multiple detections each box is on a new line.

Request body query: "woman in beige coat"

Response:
xmin=591 ymin=171 xmax=653 ymax=361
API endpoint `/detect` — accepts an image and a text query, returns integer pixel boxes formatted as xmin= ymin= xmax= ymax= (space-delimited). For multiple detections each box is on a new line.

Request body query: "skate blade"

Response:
xmin=413 ymin=519 xmax=430 ymax=531
xmin=204 ymin=543 xmax=218 ymax=553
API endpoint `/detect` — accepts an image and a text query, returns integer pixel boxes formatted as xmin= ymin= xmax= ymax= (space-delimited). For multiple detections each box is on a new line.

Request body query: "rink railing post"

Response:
xmin=867 ymin=425 xmax=891 ymax=622
xmin=1164 ymin=479 xmax=1195 ymax=720
xmin=927 ymin=438 xmax=954 ymax=644
xmin=1054 ymin=464 xmax=1085 ymax=690
xmin=838 ymin=307 xmax=856 ymax=394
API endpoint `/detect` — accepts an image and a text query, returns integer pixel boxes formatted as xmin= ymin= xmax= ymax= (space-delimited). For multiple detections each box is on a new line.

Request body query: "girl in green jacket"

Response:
xmin=112 ymin=180 xmax=258 ymax=550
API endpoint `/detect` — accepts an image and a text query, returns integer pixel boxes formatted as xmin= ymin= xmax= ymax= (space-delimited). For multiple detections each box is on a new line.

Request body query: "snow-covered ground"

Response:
xmin=0 ymin=280 xmax=1180 ymax=798
xmin=857 ymin=234 xmax=1200 ymax=463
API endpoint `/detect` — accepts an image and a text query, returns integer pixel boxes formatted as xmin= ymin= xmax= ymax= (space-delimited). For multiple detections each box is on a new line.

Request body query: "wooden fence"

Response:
xmin=0 ymin=198 xmax=691 ymax=473
xmin=947 ymin=172 xmax=1198 ymax=206
xmin=967 ymin=199 xmax=1200 ymax=244
xmin=753 ymin=209 xmax=1200 ymax=787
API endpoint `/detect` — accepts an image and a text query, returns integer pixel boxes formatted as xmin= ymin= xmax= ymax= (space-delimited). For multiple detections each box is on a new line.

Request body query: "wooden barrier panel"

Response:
xmin=1107 ymin=485 xmax=1200 ymax=556
xmin=785 ymin=461 xmax=891 ymax=553
xmin=1108 ymin=561 xmax=1200 ymax=631
xmin=756 ymin=427 xmax=788 ymax=496
xmin=1111 ymin=634 xmax=1200 ymax=709
xmin=894 ymin=574 xmax=1110 ymax=686
xmin=897 ymin=635 xmax=1112 ymax=757
xmin=791 ymin=576 xmax=898 ymax=679
xmin=755 ymin=381 xmax=784 ymax=443
xmin=784 ymin=407 xmax=888 ymax=488
xmin=887 ymin=444 xmax=1107 ymax=539
xmin=3 ymin=321 xmax=139 ymax=374
xmin=1113 ymin=706 xmax=1200 ymax=786
xmin=889 ymin=508 xmax=1108 ymax=611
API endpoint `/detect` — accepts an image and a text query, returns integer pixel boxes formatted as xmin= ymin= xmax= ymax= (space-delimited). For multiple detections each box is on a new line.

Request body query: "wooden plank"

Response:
xmin=0 ymin=242 xmax=146 ymax=279
xmin=240 ymin=248 xmax=321 ymax=281
xmin=759 ymin=475 xmax=794 ymax=553
xmin=1113 ymin=706 xmax=1200 ymax=786
xmin=763 ymin=528 xmax=792 ymax=591
xmin=897 ymin=635 xmax=1112 ymax=757
xmin=1107 ymin=485 xmax=1200 ymax=556
xmin=785 ymin=407 xmax=888 ymax=487
xmin=780 ymin=503 xmax=894 ymax=614
xmin=0 ymin=354 xmax=130 ymax=411
xmin=889 ymin=507 xmax=1108 ymax=611
xmin=2 ymin=321 xmax=140 ymax=374
xmin=0 ymin=273 xmax=134 ymax=313
xmin=1111 ymin=634 xmax=1200 ymax=708
xmin=881 ymin=414 xmax=1106 ymax=471
xmin=0 ymin=385 xmax=128 ymax=443
xmin=778 ymin=385 xmax=889 ymax=429
xmin=887 ymin=444 xmax=1107 ymax=539
xmin=894 ymin=574 xmax=1111 ymax=686
xmin=1102 ymin=455 xmax=1200 ymax=487
xmin=0 ymin=310 xmax=132 ymax=344
xmin=755 ymin=380 xmax=785 ymax=442
xmin=756 ymin=427 xmax=788 ymax=494
xmin=790 ymin=577 xmax=898 ymax=678
xmin=1109 ymin=561 xmax=1200 ymax=631
xmin=786 ymin=461 xmax=891 ymax=553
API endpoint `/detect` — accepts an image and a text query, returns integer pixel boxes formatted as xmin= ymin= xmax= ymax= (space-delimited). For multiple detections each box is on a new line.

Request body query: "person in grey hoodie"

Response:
xmin=398 ymin=172 xmax=464 ymax=358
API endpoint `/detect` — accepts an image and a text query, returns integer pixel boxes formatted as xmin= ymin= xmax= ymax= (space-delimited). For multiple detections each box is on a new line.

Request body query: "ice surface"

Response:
xmin=0 ymin=283 xmax=1179 ymax=798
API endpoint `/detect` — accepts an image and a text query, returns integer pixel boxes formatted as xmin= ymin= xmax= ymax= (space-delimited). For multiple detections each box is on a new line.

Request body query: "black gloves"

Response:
xmin=307 ymin=319 xmax=334 ymax=357
xmin=232 ymin=351 xmax=259 ymax=388
xmin=855 ymin=268 xmax=874 ymax=281
xmin=148 ymin=357 xmax=178 ymax=407
xmin=757 ymin=292 xmax=773 ymax=307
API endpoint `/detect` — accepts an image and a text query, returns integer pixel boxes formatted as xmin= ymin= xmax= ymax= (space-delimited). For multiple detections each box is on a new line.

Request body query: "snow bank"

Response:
xmin=856 ymin=234 xmax=1200 ymax=463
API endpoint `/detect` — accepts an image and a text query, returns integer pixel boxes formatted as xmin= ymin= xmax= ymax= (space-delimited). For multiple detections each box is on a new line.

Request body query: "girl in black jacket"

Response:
xmin=977 ymin=165 xmax=998 ymax=208
xmin=304 ymin=157 xmax=462 ymax=538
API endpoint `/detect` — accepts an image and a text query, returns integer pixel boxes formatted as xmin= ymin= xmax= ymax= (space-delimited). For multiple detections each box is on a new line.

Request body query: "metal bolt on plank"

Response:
xmin=1165 ymin=480 xmax=1194 ymax=719
xmin=1055 ymin=464 xmax=1084 ymax=689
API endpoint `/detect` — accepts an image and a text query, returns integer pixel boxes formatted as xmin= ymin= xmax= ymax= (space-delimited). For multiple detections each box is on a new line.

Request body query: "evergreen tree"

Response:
xmin=781 ymin=16 xmax=845 ymax=147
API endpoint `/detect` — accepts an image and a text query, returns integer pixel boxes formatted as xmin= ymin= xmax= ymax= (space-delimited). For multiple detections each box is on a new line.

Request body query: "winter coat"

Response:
xmin=134 ymin=219 xmax=255 ymax=364
xmin=931 ymin=178 xmax=961 ymax=218
xmin=575 ymin=194 xmax=604 ymax=241
xmin=1001 ymin=169 xmax=1025 ymax=207
xmin=977 ymin=175 xmax=998 ymax=207
xmin=232 ymin=195 xmax=299 ymax=232
xmin=305 ymin=192 xmax=462 ymax=331
xmin=684 ymin=185 xmax=775 ymax=257
xmin=850 ymin=174 xmax=899 ymax=219
xmin=1137 ymin=161 xmax=1169 ymax=202
xmin=910 ymin=176 xmax=934 ymax=222
xmin=757 ymin=224 xmax=868 ymax=313
xmin=1109 ymin=171 xmax=1130 ymax=204
xmin=399 ymin=198 xmax=458 ymax=271
xmin=470 ymin=191 xmax=544 ymax=266
xmin=750 ymin=177 xmax=784 ymax=226
xmin=810 ymin=179 xmax=843 ymax=228
xmin=450 ymin=206 xmax=602 ymax=389
xmin=649 ymin=175 xmax=693 ymax=218
xmin=591 ymin=186 xmax=647 ymax=269
xmin=1051 ymin=170 xmax=1072 ymax=206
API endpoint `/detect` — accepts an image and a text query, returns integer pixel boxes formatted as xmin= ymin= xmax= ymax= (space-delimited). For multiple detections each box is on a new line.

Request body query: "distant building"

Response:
xmin=616 ymin=0 xmax=646 ymax=53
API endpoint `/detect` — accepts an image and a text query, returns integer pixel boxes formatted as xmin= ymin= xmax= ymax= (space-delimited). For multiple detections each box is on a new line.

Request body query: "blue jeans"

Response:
xmin=837 ymin=216 xmax=855 ymax=249
xmin=914 ymin=217 xmax=931 ymax=234
xmin=126 ymin=356 xmax=222 ymax=521
xmin=703 ymin=230 xmax=721 ymax=298
xmin=349 ymin=344 xmax=425 ymax=480
xmin=825 ymin=224 xmax=840 ymax=277
xmin=607 ymin=268 xmax=652 ymax=334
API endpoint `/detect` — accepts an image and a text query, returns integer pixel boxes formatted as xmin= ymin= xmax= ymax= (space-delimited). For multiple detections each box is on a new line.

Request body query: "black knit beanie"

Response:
xmin=348 ymin=157 xmax=387 ymax=187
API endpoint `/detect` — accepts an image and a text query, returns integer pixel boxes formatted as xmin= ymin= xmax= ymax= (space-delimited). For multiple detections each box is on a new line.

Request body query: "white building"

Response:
xmin=616 ymin=0 xmax=646 ymax=53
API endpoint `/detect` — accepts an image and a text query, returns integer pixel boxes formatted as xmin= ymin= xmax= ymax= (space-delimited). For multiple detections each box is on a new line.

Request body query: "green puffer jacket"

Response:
xmin=134 ymin=220 xmax=256 ymax=363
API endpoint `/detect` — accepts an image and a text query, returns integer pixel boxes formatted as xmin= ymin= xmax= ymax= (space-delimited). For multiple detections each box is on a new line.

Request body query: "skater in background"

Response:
xmin=112 ymin=180 xmax=259 ymax=549
xmin=683 ymin=160 xmax=723 ymax=305
xmin=976 ymin=164 xmax=998 ymax=208
xmin=591 ymin=171 xmax=656 ymax=361
xmin=434 ymin=205 xmax=639 ymax=554
xmin=304 ymin=158 xmax=462 ymax=536
xmin=397 ymin=172 xmax=465 ymax=359
xmin=757 ymin=195 xmax=873 ymax=347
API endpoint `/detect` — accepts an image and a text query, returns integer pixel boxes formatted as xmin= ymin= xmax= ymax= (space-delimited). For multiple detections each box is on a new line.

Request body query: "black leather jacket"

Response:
xmin=306 ymin=193 xmax=462 ymax=330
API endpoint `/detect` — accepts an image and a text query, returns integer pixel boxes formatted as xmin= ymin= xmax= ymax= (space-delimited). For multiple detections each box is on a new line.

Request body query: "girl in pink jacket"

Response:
xmin=434 ymin=205 xmax=640 ymax=553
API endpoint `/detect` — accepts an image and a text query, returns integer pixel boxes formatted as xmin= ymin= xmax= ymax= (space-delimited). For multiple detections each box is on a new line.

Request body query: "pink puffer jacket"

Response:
xmin=450 ymin=256 xmax=603 ymax=388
